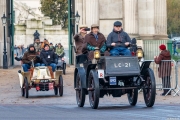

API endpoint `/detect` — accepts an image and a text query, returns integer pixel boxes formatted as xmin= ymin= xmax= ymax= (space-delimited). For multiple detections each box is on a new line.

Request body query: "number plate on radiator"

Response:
xmin=40 ymin=80 xmax=49 ymax=83
xmin=109 ymin=77 xmax=116 ymax=85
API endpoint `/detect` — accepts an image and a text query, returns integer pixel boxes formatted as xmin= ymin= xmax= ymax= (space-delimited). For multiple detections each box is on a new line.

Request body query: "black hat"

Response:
xmin=29 ymin=44 xmax=35 ymax=48
xmin=114 ymin=21 xmax=122 ymax=26
xmin=44 ymin=44 xmax=50 ymax=48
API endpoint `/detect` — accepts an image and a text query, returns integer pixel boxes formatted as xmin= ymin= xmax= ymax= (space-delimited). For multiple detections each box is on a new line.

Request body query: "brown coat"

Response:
xmin=82 ymin=32 xmax=107 ymax=60
xmin=154 ymin=50 xmax=171 ymax=78
xmin=41 ymin=41 xmax=49 ymax=49
xmin=22 ymin=51 xmax=39 ymax=64
xmin=74 ymin=33 xmax=86 ymax=55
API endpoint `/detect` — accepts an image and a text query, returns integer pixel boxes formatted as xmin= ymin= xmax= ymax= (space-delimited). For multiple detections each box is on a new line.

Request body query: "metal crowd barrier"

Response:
xmin=145 ymin=60 xmax=178 ymax=96
xmin=174 ymin=60 xmax=180 ymax=96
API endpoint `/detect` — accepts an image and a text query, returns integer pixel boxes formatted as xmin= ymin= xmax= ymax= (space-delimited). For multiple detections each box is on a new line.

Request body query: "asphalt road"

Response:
xmin=0 ymin=104 xmax=180 ymax=120
xmin=0 ymin=67 xmax=180 ymax=120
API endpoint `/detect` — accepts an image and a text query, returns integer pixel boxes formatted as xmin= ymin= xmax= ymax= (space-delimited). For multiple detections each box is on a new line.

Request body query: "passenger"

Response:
xmin=40 ymin=44 xmax=58 ymax=72
xmin=154 ymin=44 xmax=171 ymax=96
xmin=50 ymin=43 xmax=55 ymax=51
xmin=82 ymin=24 xmax=107 ymax=60
xmin=106 ymin=21 xmax=132 ymax=56
xmin=22 ymin=44 xmax=41 ymax=72
xmin=41 ymin=38 xmax=49 ymax=49
xmin=74 ymin=25 xmax=88 ymax=55
xmin=56 ymin=43 xmax=64 ymax=58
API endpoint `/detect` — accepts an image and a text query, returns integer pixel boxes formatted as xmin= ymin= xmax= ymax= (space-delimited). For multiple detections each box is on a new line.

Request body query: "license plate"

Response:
xmin=109 ymin=77 xmax=116 ymax=85
xmin=40 ymin=80 xmax=49 ymax=83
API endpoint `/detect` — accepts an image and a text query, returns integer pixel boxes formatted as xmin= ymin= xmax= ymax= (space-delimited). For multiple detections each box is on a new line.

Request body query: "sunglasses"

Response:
xmin=115 ymin=26 xmax=121 ymax=27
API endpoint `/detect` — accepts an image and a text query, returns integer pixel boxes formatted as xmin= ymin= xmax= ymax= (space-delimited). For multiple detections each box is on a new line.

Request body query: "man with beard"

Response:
xmin=40 ymin=44 xmax=58 ymax=72
xmin=34 ymin=38 xmax=41 ymax=53
xmin=22 ymin=44 xmax=41 ymax=72
xmin=106 ymin=21 xmax=132 ymax=56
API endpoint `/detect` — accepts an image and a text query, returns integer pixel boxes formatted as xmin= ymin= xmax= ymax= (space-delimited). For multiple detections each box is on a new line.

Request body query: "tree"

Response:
xmin=40 ymin=0 xmax=68 ymax=28
xmin=167 ymin=0 xmax=180 ymax=36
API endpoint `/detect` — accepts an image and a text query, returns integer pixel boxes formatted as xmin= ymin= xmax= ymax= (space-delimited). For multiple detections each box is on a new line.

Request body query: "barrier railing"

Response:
xmin=174 ymin=60 xmax=180 ymax=96
xmin=146 ymin=60 xmax=178 ymax=96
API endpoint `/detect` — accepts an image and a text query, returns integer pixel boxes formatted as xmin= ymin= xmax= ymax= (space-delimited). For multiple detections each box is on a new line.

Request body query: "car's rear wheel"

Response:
xmin=21 ymin=83 xmax=25 ymax=97
xmin=88 ymin=70 xmax=100 ymax=109
xmin=63 ymin=63 xmax=66 ymax=75
xmin=54 ymin=86 xmax=58 ymax=95
xmin=143 ymin=68 xmax=156 ymax=107
xmin=59 ymin=75 xmax=63 ymax=96
xmin=127 ymin=88 xmax=138 ymax=106
xmin=24 ymin=77 xmax=29 ymax=98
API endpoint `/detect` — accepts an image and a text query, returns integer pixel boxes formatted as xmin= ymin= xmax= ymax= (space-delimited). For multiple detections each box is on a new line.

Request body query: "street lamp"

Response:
xmin=1 ymin=13 xmax=8 ymax=69
xmin=75 ymin=11 xmax=80 ymax=33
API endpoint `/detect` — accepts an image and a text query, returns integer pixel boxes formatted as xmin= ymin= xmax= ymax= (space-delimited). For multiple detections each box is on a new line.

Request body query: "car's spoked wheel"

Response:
xmin=59 ymin=75 xmax=63 ymax=96
xmin=143 ymin=68 xmax=156 ymax=107
xmin=21 ymin=83 xmax=25 ymax=97
xmin=63 ymin=63 xmax=66 ymax=75
xmin=127 ymin=88 xmax=138 ymax=106
xmin=88 ymin=70 xmax=99 ymax=109
xmin=54 ymin=86 xmax=58 ymax=95
xmin=24 ymin=77 xmax=29 ymax=98
xmin=76 ymin=73 xmax=85 ymax=107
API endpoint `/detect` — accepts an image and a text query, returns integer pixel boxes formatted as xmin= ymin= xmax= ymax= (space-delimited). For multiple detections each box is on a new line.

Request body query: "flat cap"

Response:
xmin=91 ymin=24 xmax=99 ymax=28
xmin=79 ymin=25 xmax=88 ymax=29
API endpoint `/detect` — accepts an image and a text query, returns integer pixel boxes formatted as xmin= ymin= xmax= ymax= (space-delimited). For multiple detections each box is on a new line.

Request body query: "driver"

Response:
xmin=22 ymin=44 xmax=41 ymax=72
xmin=40 ymin=44 xmax=58 ymax=72
xmin=82 ymin=24 xmax=107 ymax=60
xmin=106 ymin=21 xmax=132 ymax=56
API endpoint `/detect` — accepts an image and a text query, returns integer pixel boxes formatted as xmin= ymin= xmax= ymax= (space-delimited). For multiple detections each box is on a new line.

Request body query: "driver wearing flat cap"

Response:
xmin=106 ymin=21 xmax=132 ymax=56
xmin=82 ymin=24 xmax=107 ymax=60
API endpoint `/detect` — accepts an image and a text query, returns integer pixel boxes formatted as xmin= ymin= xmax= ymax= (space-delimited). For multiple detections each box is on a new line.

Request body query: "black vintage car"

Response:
xmin=74 ymin=40 xmax=156 ymax=109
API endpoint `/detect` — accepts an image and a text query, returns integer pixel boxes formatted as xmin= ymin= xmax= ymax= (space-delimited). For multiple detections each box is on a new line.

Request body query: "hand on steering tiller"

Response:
xmin=125 ymin=42 xmax=130 ymax=46
xmin=111 ymin=43 xmax=116 ymax=46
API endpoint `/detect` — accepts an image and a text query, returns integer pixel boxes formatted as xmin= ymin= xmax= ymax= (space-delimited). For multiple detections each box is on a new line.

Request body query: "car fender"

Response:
xmin=74 ymin=67 xmax=86 ymax=89
xmin=140 ymin=61 xmax=152 ymax=75
xmin=18 ymin=73 xmax=24 ymax=88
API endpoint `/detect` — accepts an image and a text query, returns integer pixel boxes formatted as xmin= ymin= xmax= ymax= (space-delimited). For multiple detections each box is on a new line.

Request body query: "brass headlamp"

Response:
xmin=136 ymin=48 xmax=143 ymax=60
xmin=94 ymin=47 xmax=100 ymax=59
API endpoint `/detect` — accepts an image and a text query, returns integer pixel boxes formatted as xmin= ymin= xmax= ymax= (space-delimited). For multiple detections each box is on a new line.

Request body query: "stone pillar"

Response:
xmin=85 ymin=0 xmax=99 ymax=27
xmin=154 ymin=0 xmax=168 ymax=39
xmin=124 ymin=0 xmax=139 ymax=38
xmin=138 ymin=0 xmax=155 ymax=39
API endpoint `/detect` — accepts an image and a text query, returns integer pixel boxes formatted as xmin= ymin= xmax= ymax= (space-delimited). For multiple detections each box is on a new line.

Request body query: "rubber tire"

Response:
xmin=63 ymin=63 xmax=66 ymax=75
xmin=21 ymin=85 xmax=25 ymax=97
xmin=88 ymin=70 xmax=100 ymax=109
xmin=143 ymin=68 xmax=156 ymax=107
xmin=59 ymin=75 xmax=63 ymax=96
xmin=54 ymin=86 xmax=58 ymax=95
xmin=24 ymin=77 xmax=29 ymax=98
xmin=76 ymin=73 xmax=86 ymax=107
xmin=127 ymin=88 xmax=138 ymax=106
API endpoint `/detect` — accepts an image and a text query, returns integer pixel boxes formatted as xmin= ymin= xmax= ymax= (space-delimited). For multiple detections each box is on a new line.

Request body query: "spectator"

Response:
xmin=34 ymin=39 xmax=41 ymax=53
xmin=56 ymin=43 xmax=64 ymax=58
xmin=154 ymin=44 xmax=171 ymax=96
xmin=173 ymin=40 xmax=178 ymax=55
xmin=50 ymin=43 xmax=55 ymax=51
xmin=41 ymin=38 xmax=49 ymax=49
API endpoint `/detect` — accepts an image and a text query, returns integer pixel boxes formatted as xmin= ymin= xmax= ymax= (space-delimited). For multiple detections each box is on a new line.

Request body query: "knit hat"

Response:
xmin=114 ymin=21 xmax=122 ymax=26
xmin=159 ymin=44 xmax=166 ymax=50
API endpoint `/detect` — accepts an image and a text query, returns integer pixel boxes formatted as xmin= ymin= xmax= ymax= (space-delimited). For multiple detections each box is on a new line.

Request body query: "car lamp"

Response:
xmin=136 ymin=49 xmax=143 ymax=59
xmin=94 ymin=47 xmax=100 ymax=59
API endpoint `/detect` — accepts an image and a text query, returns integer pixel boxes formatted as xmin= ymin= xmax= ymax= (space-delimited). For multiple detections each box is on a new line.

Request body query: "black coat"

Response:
xmin=106 ymin=29 xmax=131 ymax=49
xmin=40 ymin=49 xmax=57 ymax=65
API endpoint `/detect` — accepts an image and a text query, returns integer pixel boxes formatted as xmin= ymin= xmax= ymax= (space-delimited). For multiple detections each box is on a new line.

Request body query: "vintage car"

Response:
xmin=18 ymin=57 xmax=63 ymax=98
xmin=74 ymin=40 xmax=156 ymax=109
xmin=57 ymin=57 xmax=66 ymax=75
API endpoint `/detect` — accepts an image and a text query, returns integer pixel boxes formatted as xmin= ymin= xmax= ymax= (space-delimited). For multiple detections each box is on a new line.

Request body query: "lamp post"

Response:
xmin=1 ymin=14 xmax=8 ymax=69
xmin=75 ymin=11 xmax=80 ymax=34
